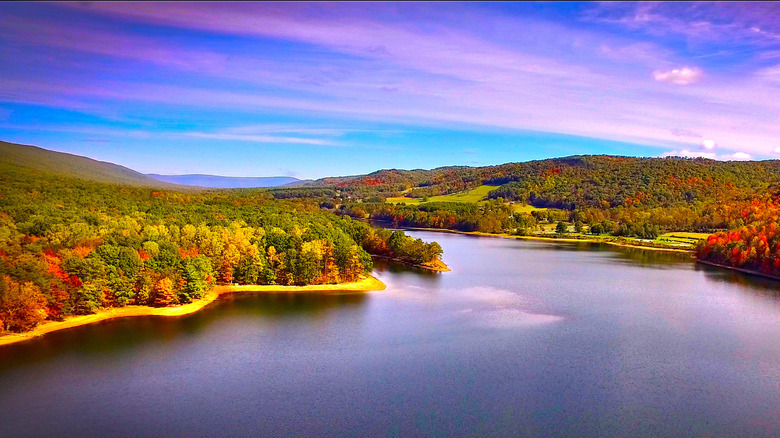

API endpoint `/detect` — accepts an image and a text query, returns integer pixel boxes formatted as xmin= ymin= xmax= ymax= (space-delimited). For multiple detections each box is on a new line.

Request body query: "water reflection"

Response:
xmin=3 ymin=231 xmax=780 ymax=438
xmin=696 ymin=263 xmax=780 ymax=297
xmin=0 ymin=291 xmax=368 ymax=373
xmin=372 ymin=257 xmax=443 ymax=278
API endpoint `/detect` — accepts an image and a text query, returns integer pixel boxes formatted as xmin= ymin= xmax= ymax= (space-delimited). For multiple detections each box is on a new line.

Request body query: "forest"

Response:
xmin=0 ymin=161 xmax=443 ymax=333
xmin=287 ymin=155 xmax=780 ymax=276
xmin=274 ymin=155 xmax=780 ymax=240
xmin=5 ymin=145 xmax=780 ymax=334
xmin=301 ymin=155 xmax=780 ymax=205
xmin=695 ymin=193 xmax=780 ymax=276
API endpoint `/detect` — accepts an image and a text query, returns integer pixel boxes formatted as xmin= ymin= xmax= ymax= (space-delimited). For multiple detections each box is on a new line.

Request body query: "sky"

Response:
xmin=1 ymin=2 xmax=780 ymax=179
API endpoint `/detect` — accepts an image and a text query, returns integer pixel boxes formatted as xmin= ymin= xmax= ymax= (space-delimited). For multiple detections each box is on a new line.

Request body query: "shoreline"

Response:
xmin=696 ymin=259 xmax=780 ymax=282
xmin=370 ymin=254 xmax=451 ymax=272
xmin=396 ymin=226 xmax=695 ymax=254
xmin=0 ymin=275 xmax=386 ymax=347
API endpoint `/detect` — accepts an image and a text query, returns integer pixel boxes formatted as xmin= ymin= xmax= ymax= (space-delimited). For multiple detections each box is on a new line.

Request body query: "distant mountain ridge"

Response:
xmin=0 ymin=140 xmax=302 ymax=189
xmin=147 ymin=174 xmax=301 ymax=188
xmin=0 ymin=140 xmax=183 ymax=188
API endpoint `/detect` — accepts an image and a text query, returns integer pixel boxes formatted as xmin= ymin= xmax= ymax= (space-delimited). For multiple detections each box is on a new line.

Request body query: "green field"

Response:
xmin=386 ymin=185 xmax=500 ymax=204
xmin=655 ymin=232 xmax=712 ymax=246
xmin=510 ymin=203 xmax=547 ymax=213
xmin=659 ymin=232 xmax=712 ymax=239
xmin=385 ymin=196 xmax=423 ymax=205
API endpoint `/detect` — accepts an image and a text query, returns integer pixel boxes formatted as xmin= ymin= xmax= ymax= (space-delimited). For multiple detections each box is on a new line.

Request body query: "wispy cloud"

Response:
xmin=670 ymin=128 xmax=702 ymax=138
xmin=653 ymin=67 xmax=703 ymax=85
xmin=184 ymin=132 xmax=341 ymax=146
xmin=756 ymin=64 xmax=780 ymax=82
xmin=2 ymin=1 xmax=780 ymax=169
xmin=583 ymin=2 xmax=780 ymax=44
xmin=660 ymin=149 xmax=752 ymax=161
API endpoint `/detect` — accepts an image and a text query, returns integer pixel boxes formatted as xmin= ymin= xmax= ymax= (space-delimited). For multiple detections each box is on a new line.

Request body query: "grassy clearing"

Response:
xmin=659 ymin=232 xmax=712 ymax=239
xmin=432 ymin=185 xmax=500 ymax=203
xmin=511 ymin=204 xmax=547 ymax=213
xmin=385 ymin=196 xmax=422 ymax=205
xmin=656 ymin=232 xmax=712 ymax=246
xmin=386 ymin=185 xmax=500 ymax=205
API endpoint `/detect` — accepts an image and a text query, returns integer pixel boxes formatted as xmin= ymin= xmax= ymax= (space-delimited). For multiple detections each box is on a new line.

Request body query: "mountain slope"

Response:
xmin=0 ymin=141 xmax=183 ymax=188
xmin=147 ymin=174 xmax=300 ymax=188
xmin=306 ymin=155 xmax=780 ymax=209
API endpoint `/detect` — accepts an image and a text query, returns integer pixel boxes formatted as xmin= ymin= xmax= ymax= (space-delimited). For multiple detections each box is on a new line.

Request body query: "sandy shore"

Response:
xmin=399 ymin=226 xmax=695 ymax=254
xmin=0 ymin=275 xmax=386 ymax=347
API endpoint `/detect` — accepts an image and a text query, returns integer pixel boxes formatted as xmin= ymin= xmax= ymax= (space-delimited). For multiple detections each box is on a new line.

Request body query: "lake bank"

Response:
xmin=697 ymin=259 xmax=780 ymax=282
xmin=388 ymin=226 xmax=695 ymax=254
xmin=0 ymin=275 xmax=386 ymax=347
xmin=370 ymin=254 xmax=451 ymax=272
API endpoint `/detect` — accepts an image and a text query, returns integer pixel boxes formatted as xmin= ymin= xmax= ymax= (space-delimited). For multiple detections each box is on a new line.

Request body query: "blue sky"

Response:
xmin=1 ymin=2 xmax=780 ymax=178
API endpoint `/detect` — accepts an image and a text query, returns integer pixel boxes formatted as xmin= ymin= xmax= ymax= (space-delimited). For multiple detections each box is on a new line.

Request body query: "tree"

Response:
xmin=72 ymin=283 xmax=104 ymax=315
xmin=0 ymin=279 xmax=48 ymax=332
xmin=135 ymin=273 xmax=153 ymax=306
xmin=180 ymin=255 xmax=213 ymax=302
xmin=556 ymin=221 xmax=568 ymax=234
xmin=153 ymin=277 xmax=177 ymax=307
xmin=342 ymin=246 xmax=365 ymax=282
xmin=297 ymin=241 xmax=324 ymax=285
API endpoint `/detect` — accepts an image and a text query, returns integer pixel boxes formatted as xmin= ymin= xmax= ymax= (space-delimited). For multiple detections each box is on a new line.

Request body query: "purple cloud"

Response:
xmin=653 ymin=67 xmax=703 ymax=85
xmin=2 ymin=2 xmax=780 ymax=161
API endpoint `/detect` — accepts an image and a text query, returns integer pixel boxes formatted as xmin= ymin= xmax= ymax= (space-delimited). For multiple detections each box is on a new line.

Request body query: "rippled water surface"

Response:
xmin=2 ymin=231 xmax=780 ymax=437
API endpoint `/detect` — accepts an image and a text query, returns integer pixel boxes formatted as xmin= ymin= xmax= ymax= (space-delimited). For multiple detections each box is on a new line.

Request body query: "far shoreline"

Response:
xmin=0 ymin=275 xmax=386 ymax=347
xmin=393 ymin=225 xmax=695 ymax=255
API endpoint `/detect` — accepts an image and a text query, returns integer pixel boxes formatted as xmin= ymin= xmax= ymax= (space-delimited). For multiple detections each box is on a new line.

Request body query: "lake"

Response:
xmin=2 ymin=231 xmax=780 ymax=437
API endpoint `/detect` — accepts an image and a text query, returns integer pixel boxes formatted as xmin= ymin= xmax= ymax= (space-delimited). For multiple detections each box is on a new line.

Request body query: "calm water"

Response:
xmin=2 ymin=231 xmax=780 ymax=437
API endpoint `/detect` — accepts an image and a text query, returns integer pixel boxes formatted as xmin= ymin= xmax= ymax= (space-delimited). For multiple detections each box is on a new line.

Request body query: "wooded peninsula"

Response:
xmin=0 ymin=142 xmax=444 ymax=335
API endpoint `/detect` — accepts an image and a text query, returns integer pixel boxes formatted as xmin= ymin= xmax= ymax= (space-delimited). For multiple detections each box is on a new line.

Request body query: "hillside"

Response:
xmin=0 ymin=141 xmax=184 ymax=188
xmin=147 ymin=174 xmax=300 ymax=188
xmin=0 ymin=146 xmax=444 ymax=334
xmin=307 ymin=155 xmax=780 ymax=210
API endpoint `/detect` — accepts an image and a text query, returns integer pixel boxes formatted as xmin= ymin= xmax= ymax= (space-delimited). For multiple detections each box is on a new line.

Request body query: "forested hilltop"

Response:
xmin=273 ymin=155 xmax=780 ymax=242
xmin=0 ymin=154 xmax=444 ymax=333
xmin=274 ymin=155 xmax=780 ymax=275
xmin=308 ymin=155 xmax=780 ymax=208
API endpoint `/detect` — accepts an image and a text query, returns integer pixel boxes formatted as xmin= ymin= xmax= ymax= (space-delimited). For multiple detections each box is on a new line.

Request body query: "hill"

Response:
xmin=0 ymin=144 xmax=444 ymax=334
xmin=0 ymin=141 xmax=184 ymax=188
xmin=307 ymin=155 xmax=780 ymax=210
xmin=146 ymin=174 xmax=300 ymax=188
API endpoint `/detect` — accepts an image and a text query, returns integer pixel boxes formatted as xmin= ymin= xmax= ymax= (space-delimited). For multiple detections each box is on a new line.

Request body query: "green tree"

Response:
xmin=73 ymin=283 xmax=104 ymax=315
xmin=180 ymin=255 xmax=213 ymax=302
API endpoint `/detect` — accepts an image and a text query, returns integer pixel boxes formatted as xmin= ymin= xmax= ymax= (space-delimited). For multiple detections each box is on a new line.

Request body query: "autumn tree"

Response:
xmin=0 ymin=278 xmax=48 ymax=332
xmin=153 ymin=277 xmax=177 ymax=307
